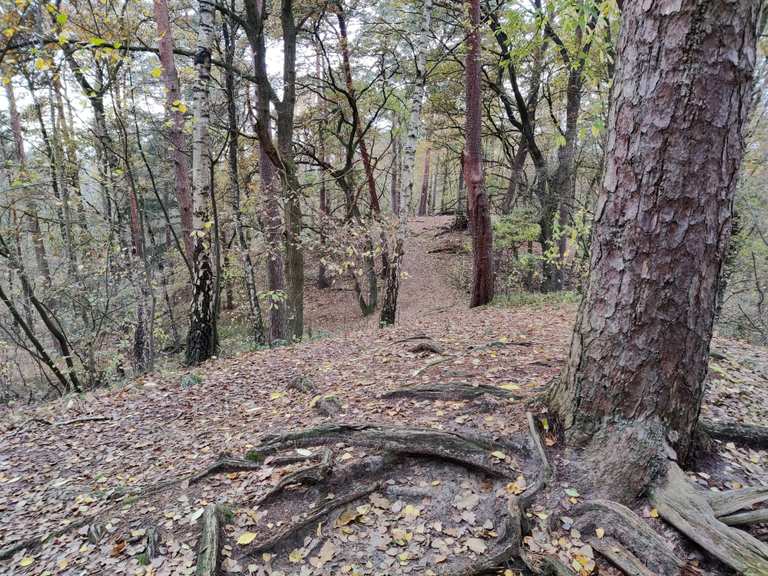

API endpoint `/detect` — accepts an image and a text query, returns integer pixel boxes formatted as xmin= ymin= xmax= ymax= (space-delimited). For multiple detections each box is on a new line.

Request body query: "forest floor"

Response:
xmin=1 ymin=217 xmax=767 ymax=576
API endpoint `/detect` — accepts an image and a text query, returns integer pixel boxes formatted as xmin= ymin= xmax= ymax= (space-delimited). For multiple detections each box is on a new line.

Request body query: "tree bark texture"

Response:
xmin=185 ymin=0 xmax=217 ymax=365
xmin=550 ymin=0 xmax=759 ymax=462
xmin=153 ymin=0 xmax=194 ymax=261
xmin=465 ymin=0 xmax=494 ymax=308
xmin=417 ymin=147 xmax=431 ymax=216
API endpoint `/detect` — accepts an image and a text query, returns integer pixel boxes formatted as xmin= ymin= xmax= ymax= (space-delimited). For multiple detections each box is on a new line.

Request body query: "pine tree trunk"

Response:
xmin=185 ymin=0 xmax=217 ymax=365
xmin=550 ymin=0 xmax=759 ymax=467
xmin=153 ymin=0 xmax=194 ymax=261
xmin=465 ymin=0 xmax=493 ymax=308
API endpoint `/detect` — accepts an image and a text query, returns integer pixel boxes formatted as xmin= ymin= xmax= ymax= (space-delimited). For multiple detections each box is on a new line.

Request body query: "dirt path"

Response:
xmin=303 ymin=216 xmax=466 ymax=336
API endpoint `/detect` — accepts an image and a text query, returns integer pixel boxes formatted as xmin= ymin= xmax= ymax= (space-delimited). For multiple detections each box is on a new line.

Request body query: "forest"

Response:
xmin=1 ymin=0 xmax=768 ymax=574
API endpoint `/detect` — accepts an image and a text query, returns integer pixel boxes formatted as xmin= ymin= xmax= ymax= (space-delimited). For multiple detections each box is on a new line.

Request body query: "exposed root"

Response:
xmin=521 ymin=412 xmax=552 ymax=507
xmin=412 ymin=355 xmax=453 ymax=376
xmin=720 ymin=509 xmax=768 ymax=526
xmin=257 ymin=448 xmax=333 ymax=505
xmin=194 ymin=504 xmax=223 ymax=576
xmin=707 ymin=484 xmax=768 ymax=517
xmin=589 ymin=537 xmax=656 ymax=576
xmin=650 ymin=464 xmax=768 ymax=575
xmin=247 ymin=423 xmax=520 ymax=479
xmin=701 ymin=419 xmax=768 ymax=449
xmin=574 ymin=500 xmax=683 ymax=574
xmin=381 ymin=382 xmax=525 ymax=401
xmin=521 ymin=551 xmax=577 ymax=575
xmin=0 ymin=517 xmax=90 ymax=561
xmin=188 ymin=454 xmax=264 ymax=485
xmin=245 ymin=482 xmax=382 ymax=555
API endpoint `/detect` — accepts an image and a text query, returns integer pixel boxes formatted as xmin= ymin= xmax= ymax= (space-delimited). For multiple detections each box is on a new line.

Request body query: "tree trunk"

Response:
xmin=153 ymin=0 xmax=194 ymax=261
xmin=550 ymin=0 xmax=758 ymax=467
xmin=379 ymin=0 xmax=432 ymax=326
xmin=224 ymin=17 xmax=266 ymax=345
xmin=417 ymin=147 xmax=431 ymax=216
xmin=185 ymin=0 xmax=217 ymax=365
xmin=465 ymin=0 xmax=493 ymax=308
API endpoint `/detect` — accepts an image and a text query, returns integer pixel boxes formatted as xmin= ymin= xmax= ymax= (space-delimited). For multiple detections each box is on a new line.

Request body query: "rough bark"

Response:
xmin=153 ymin=0 xmax=194 ymax=260
xmin=185 ymin=0 xmax=217 ymax=365
xmin=465 ymin=0 xmax=494 ymax=308
xmin=550 ymin=0 xmax=759 ymax=464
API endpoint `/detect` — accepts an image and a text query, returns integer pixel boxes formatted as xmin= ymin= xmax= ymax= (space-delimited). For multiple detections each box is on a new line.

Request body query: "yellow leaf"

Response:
xmin=506 ymin=475 xmax=526 ymax=495
xmin=34 ymin=57 xmax=50 ymax=71
xmin=270 ymin=391 xmax=284 ymax=400
xmin=288 ymin=548 xmax=304 ymax=563
xmin=403 ymin=504 xmax=420 ymax=519
xmin=237 ymin=531 xmax=257 ymax=545
xmin=499 ymin=383 xmax=520 ymax=391
xmin=595 ymin=527 xmax=605 ymax=539
xmin=19 ymin=557 xmax=34 ymax=567
xmin=490 ymin=450 xmax=507 ymax=460
xmin=151 ymin=67 xmax=163 ymax=78
xmin=649 ymin=508 xmax=659 ymax=518
xmin=541 ymin=417 xmax=549 ymax=431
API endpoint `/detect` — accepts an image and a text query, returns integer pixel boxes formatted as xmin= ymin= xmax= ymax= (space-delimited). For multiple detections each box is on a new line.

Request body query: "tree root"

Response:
xmin=381 ymin=382 xmax=525 ymax=401
xmin=707 ymin=484 xmax=768 ymax=517
xmin=521 ymin=412 xmax=552 ymax=508
xmin=720 ymin=508 xmax=768 ymax=527
xmin=409 ymin=340 xmax=445 ymax=355
xmin=650 ymin=464 xmax=768 ymax=575
xmin=701 ymin=419 xmax=768 ymax=449
xmin=246 ymin=423 xmax=519 ymax=479
xmin=573 ymin=500 xmax=683 ymax=574
xmin=412 ymin=355 xmax=453 ymax=376
xmin=188 ymin=454 xmax=264 ymax=485
xmin=245 ymin=482 xmax=382 ymax=555
xmin=589 ymin=537 xmax=657 ymax=576
xmin=194 ymin=504 xmax=223 ymax=576
xmin=521 ymin=551 xmax=577 ymax=575
xmin=257 ymin=448 xmax=333 ymax=506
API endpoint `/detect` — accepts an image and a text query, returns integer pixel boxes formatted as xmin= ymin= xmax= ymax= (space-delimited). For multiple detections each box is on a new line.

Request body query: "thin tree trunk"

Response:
xmin=465 ymin=0 xmax=493 ymax=307
xmin=224 ymin=17 xmax=266 ymax=345
xmin=4 ymin=81 xmax=51 ymax=287
xmin=417 ymin=147 xmax=431 ymax=216
xmin=550 ymin=0 xmax=759 ymax=466
xmin=379 ymin=0 xmax=432 ymax=326
xmin=153 ymin=0 xmax=194 ymax=260
xmin=185 ymin=0 xmax=217 ymax=365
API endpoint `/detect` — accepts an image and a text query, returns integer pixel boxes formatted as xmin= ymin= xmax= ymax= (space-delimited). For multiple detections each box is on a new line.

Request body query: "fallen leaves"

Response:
xmin=236 ymin=532 xmax=257 ymax=546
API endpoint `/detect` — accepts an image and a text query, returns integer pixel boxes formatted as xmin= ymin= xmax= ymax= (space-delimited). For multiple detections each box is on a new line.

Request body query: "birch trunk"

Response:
xmin=379 ymin=0 xmax=432 ymax=326
xmin=185 ymin=0 xmax=217 ymax=365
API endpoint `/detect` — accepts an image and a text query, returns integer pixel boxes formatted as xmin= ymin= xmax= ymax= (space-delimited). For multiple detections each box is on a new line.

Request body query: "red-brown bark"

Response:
xmin=550 ymin=0 xmax=759 ymax=463
xmin=465 ymin=0 xmax=493 ymax=308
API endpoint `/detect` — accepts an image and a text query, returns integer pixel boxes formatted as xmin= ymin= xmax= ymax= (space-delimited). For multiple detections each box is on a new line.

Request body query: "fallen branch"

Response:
xmin=701 ymin=420 xmax=768 ymax=449
xmin=412 ymin=355 xmax=453 ymax=376
xmin=246 ymin=482 xmax=382 ymax=555
xmin=247 ymin=423 xmax=519 ymax=479
xmin=195 ymin=504 xmax=223 ymax=576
